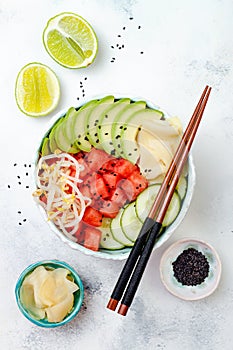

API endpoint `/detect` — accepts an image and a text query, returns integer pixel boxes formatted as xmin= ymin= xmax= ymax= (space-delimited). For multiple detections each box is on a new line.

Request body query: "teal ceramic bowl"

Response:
xmin=15 ymin=260 xmax=84 ymax=327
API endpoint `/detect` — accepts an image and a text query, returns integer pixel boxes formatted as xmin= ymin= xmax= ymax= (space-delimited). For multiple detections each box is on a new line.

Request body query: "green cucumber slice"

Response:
xmin=176 ymin=176 xmax=187 ymax=200
xmin=100 ymin=218 xmax=124 ymax=250
xmin=121 ymin=202 xmax=143 ymax=242
xmin=136 ymin=184 xmax=181 ymax=227
xmin=110 ymin=208 xmax=134 ymax=246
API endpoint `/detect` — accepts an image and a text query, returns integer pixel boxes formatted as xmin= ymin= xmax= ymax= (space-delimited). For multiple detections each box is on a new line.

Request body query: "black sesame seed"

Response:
xmin=128 ymin=153 xmax=132 ymax=156
xmin=129 ymin=17 xmax=133 ymax=20
xmin=124 ymin=127 xmax=127 ymax=130
xmin=138 ymin=25 xmax=141 ymax=29
xmin=7 ymin=185 xmax=10 ymax=188
xmin=23 ymin=219 xmax=27 ymax=222
xmin=14 ymin=163 xmax=17 ymax=166
xmin=111 ymin=45 xmax=114 ymax=49
xmin=77 ymin=97 xmax=80 ymax=100
xmin=117 ymin=144 xmax=121 ymax=148
xmin=19 ymin=222 xmax=22 ymax=226
xmin=109 ymin=142 xmax=113 ymax=145
xmin=119 ymin=126 xmax=123 ymax=129
xmin=26 ymin=186 xmax=29 ymax=189
xmin=84 ymin=77 xmax=87 ymax=80
xmin=77 ymin=141 xmax=81 ymax=145
xmin=98 ymin=126 xmax=101 ymax=129
xmin=18 ymin=182 xmax=21 ymax=185
xmin=94 ymin=133 xmax=98 ymax=137
xmin=123 ymin=26 xmax=126 ymax=30
xmin=118 ymin=34 xmax=121 ymax=37
xmin=140 ymin=51 xmax=144 ymax=54
xmin=18 ymin=211 xmax=21 ymax=214
xmin=84 ymin=136 xmax=89 ymax=141
xmin=17 ymin=175 xmax=20 ymax=179
xmin=29 ymin=165 xmax=31 ymax=168
xmin=24 ymin=164 xmax=27 ymax=167
xmin=105 ymin=132 xmax=108 ymax=135
xmin=105 ymin=115 xmax=108 ymax=118
xmin=172 ymin=248 xmax=210 ymax=286
xmin=26 ymin=172 xmax=28 ymax=176
xmin=134 ymin=148 xmax=138 ymax=151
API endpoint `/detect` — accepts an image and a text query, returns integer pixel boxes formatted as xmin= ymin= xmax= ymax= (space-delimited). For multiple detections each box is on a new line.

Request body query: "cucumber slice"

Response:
xmin=110 ymin=208 xmax=134 ymax=247
xmin=136 ymin=184 xmax=160 ymax=223
xmin=136 ymin=184 xmax=181 ymax=227
xmin=100 ymin=218 xmax=124 ymax=250
xmin=162 ymin=191 xmax=180 ymax=227
xmin=176 ymin=176 xmax=187 ymax=200
xmin=121 ymin=202 xmax=143 ymax=242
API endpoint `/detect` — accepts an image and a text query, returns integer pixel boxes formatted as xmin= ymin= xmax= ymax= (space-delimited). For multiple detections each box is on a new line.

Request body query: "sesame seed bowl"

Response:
xmin=160 ymin=238 xmax=222 ymax=300
xmin=33 ymin=94 xmax=196 ymax=260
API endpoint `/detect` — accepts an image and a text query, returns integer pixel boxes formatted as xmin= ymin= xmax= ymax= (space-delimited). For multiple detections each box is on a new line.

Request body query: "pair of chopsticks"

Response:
xmin=107 ymin=85 xmax=212 ymax=316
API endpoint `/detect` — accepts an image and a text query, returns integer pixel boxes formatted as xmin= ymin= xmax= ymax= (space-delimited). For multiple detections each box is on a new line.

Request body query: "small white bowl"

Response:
xmin=160 ymin=238 xmax=222 ymax=300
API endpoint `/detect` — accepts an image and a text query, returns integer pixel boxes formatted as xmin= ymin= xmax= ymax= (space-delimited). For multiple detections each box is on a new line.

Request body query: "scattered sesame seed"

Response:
xmin=123 ymin=26 xmax=126 ymax=30
xmin=140 ymin=51 xmax=144 ymax=54
xmin=7 ymin=185 xmax=10 ymax=189
xmin=84 ymin=77 xmax=87 ymax=80
xmin=26 ymin=185 xmax=29 ymax=188
xmin=18 ymin=211 xmax=21 ymax=214
xmin=18 ymin=182 xmax=21 ymax=185
xmin=129 ymin=17 xmax=133 ymax=20
xmin=111 ymin=45 xmax=114 ymax=49
xmin=138 ymin=25 xmax=141 ymax=29
xmin=26 ymin=172 xmax=28 ymax=176
xmin=77 ymin=97 xmax=80 ymax=100
xmin=118 ymin=34 xmax=121 ymax=37
xmin=24 ymin=164 xmax=27 ymax=167
xmin=23 ymin=219 xmax=27 ymax=222
xmin=14 ymin=163 xmax=17 ymax=167
xmin=19 ymin=222 xmax=22 ymax=226
xmin=17 ymin=176 xmax=20 ymax=179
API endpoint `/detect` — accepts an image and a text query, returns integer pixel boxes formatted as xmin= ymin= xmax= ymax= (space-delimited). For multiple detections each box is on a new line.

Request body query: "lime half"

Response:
xmin=43 ymin=12 xmax=98 ymax=69
xmin=15 ymin=62 xmax=60 ymax=117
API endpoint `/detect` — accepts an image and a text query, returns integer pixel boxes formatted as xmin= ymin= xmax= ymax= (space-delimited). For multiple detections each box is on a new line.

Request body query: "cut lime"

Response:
xmin=43 ymin=12 xmax=98 ymax=69
xmin=15 ymin=62 xmax=60 ymax=117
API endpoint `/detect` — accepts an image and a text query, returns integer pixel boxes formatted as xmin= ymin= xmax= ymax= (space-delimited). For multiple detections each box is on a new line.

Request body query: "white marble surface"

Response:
xmin=1 ymin=0 xmax=233 ymax=349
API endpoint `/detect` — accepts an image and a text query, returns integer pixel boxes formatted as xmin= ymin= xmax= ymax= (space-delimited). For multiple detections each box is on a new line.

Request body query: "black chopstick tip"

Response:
xmin=107 ymin=298 xmax=119 ymax=311
xmin=118 ymin=304 xmax=129 ymax=316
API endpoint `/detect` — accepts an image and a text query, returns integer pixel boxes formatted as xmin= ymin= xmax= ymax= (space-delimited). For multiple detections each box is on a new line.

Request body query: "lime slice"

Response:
xmin=43 ymin=12 xmax=98 ymax=69
xmin=15 ymin=62 xmax=60 ymax=117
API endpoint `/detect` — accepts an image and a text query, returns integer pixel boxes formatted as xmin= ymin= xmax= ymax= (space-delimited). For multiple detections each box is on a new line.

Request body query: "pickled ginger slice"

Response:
xmin=45 ymin=293 xmax=74 ymax=323
xmin=20 ymin=284 xmax=45 ymax=320
xmin=23 ymin=266 xmax=50 ymax=308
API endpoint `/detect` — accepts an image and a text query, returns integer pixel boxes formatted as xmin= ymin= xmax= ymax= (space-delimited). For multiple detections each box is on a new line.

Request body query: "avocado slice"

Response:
xmin=85 ymin=96 xmax=115 ymax=148
xmin=111 ymin=101 xmax=147 ymax=157
xmin=55 ymin=115 xmax=79 ymax=153
xmin=120 ymin=108 xmax=163 ymax=163
xmin=97 ymin=98 xmax=131 ymax=154
xmin=72 ymin=99 xmax=98 ymax=152
xmin=62 ymin=107 xmax=80 ymax=148
xmin=49 ymin=118 xmax=64 ymax=153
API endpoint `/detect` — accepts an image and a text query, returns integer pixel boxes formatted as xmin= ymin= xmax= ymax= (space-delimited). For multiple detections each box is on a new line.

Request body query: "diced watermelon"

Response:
xmin=79 ymin=182 xmax=92 ymax=200
xmin=95 ymin=175 xmax=110 ymax=199
xmin=128 ymin=169 xmax=148 ymax=198
xmin=83 ymin=224 xmax=102 ymax=251
xmin=98 ymin=200 xmax=119 ymax=218
xmin=117 ymin=178 xmax=135 ymax=201
xmin=85 ymin=148 xmax=112 ymax=171
xmin=110 ymin=187 xmax=128 ymax=207
xmin=102 ymin=172 xmax=122 ymax=189
xmin=113 ymin=158 xmax=138 ymax=177
xmin=100 ymin=158 xmax=119 ymax=173
xmin=75 ymin=222 xmax=85 ymax=244
xmin=82 ymin=207 xmax=103 ymax=227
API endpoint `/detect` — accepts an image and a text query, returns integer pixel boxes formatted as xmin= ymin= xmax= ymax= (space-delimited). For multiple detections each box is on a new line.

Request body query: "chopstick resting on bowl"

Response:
xmin=107 ymin=85 xmax=212 ymax=316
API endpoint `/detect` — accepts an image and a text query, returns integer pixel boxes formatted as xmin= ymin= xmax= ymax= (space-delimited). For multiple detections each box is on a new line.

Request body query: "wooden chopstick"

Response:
xmin=107 ymin=86 xmax=211 ymax=315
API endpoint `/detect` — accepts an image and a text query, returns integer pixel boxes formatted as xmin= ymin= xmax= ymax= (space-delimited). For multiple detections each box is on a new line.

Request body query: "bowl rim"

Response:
xmin=15 ymin=259 xmax=84 ymax=327
xmin=159 ymin=238 xmax=222 ymax=300
xmin=32 ymin=94 xmax=196 ymax=260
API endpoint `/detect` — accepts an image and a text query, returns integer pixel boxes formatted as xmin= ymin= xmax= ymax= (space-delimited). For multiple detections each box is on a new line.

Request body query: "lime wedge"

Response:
xmin=15 ymin=62 xmax=60 ymax=117
xmin=43 ymin=12 xmax=98 ymax=69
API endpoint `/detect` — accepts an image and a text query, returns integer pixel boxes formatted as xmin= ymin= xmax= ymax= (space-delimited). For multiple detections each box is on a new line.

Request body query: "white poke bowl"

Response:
xmin=33 ymin=95 xmax=196 ymax=260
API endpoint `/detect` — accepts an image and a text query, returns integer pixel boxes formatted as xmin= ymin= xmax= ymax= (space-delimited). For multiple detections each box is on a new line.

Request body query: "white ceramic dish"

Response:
xmin=33 ymin=95 xmax=196 ymax=260
xmin=160 ymin=238 xmax=222 ymax=300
